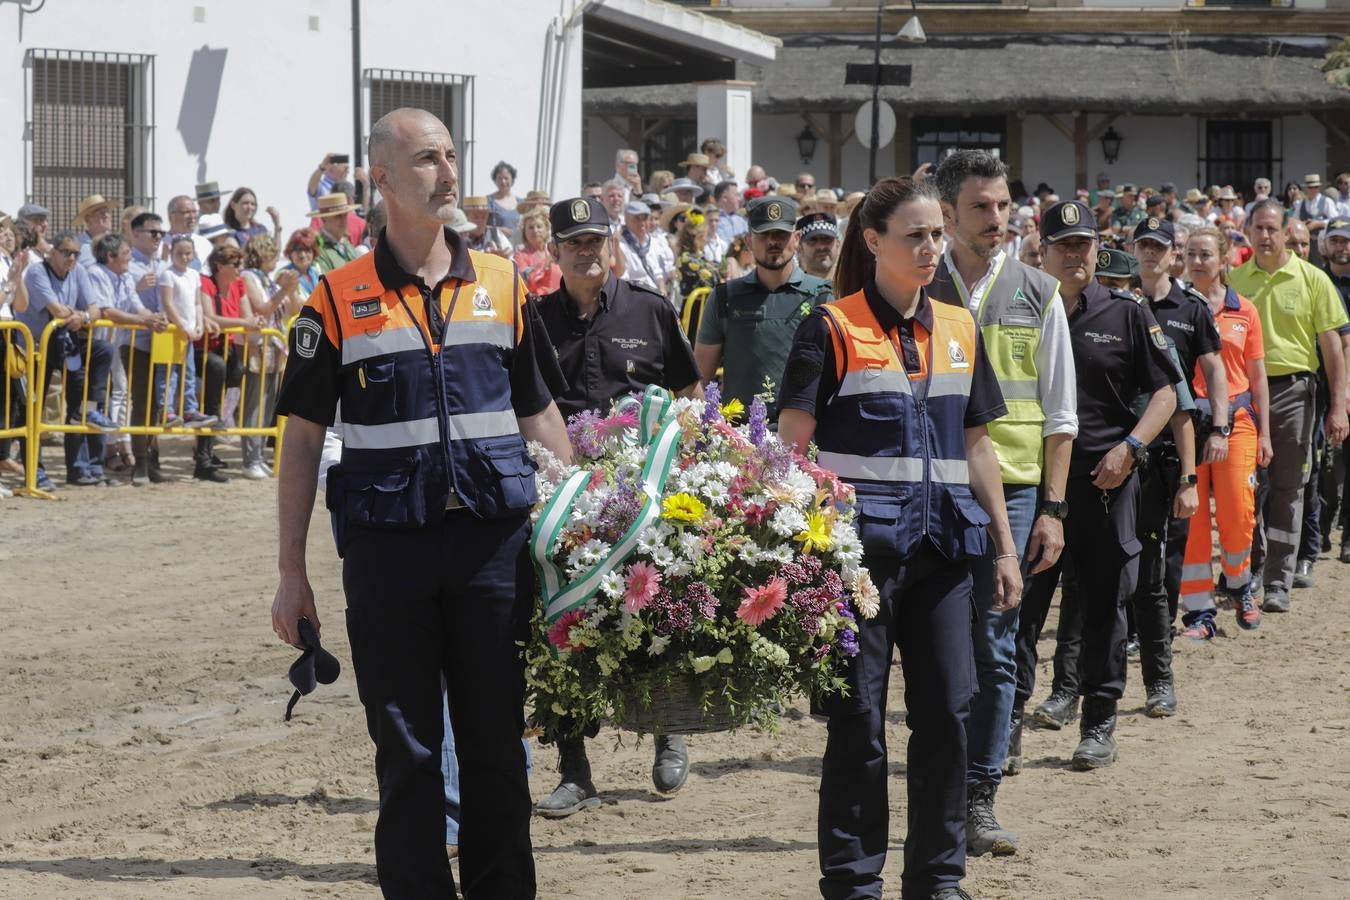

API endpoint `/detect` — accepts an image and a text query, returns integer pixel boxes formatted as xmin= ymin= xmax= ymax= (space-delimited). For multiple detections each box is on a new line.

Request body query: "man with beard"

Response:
xmin=531 ymin=197 xmax=703 ymax=818
xmin=796 ymin=211 xmax=839 ymax=280
xmin=930 ymin=150 xmax=1077 ymax=858
xmin=694 ymin=195 xmax=832 ymax=410
xmin=1013 ymin=201 xmax=1178 ymax=772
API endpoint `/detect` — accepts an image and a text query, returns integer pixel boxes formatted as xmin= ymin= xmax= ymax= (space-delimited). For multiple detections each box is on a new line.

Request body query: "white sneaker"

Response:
xmin=0 ymin=482 xmax=12 ymax=498
xmin=241 ymin=464 xmax=269 ymax=480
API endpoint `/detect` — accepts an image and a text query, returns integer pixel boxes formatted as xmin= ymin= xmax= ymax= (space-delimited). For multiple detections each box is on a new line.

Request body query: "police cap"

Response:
xmin=1144 ymin=194 xmax=1166 ymax=209
xmin=1132 ymin=215 xmax=1175 ymax=247
xmin=550 ymin=197 xmax=610 ymax=241
xmin=796 ymin=212 xmax=839 ymax=241
xmin=1095 ymin=247 xmax=1138 ymax=279
xmin=1326 ymin=217 xmax=1350 ymax=240
xmin=1040 ymin=201 xmax=1097 ymax=244
xmin=747 ymin=195 xmax=798 ymax=233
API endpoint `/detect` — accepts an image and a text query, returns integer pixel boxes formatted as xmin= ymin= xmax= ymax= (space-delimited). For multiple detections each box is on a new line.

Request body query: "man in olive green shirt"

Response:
xmin=694 ymin=195 xmax=832 ymax=411
xmin=313 ymin=192 xmax=360 ymax=273
xmin=1229 ymin=199 xmax=1349 ymax=612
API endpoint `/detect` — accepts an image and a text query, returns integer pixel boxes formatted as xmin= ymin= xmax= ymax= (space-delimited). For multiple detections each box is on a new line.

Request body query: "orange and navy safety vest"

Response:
xmin=319 ymin=250 xmax=537 ymax=541
xmin=816 ymin=289 xmax=991 ymax=560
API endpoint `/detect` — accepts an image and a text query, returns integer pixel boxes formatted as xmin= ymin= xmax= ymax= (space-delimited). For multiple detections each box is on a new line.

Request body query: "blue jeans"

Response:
xmin=965 ymin=483 xmax=1037 ymax=786
xmin=166 ymin=344 xmax=202 ymax=415
xmin=442 ymin=689 xmax=531 ymax=844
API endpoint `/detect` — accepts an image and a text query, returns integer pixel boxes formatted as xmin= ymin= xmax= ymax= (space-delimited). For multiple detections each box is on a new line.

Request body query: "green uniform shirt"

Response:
xmin=1229 ymin=252 xmax=1349 ymax=377
xmin=315 ymin=232 xmax=359 ymax=274
xmin=696 ymin=264 xmax=832 ymax=409
xmin=1111 ymin=206 xmax=1145 ymax=230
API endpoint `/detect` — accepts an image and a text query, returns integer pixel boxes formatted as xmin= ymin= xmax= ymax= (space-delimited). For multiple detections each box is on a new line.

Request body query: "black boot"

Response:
xmin=1071 ymin=698 xmax=1118 ymax=771
xmin=966 ymin=780 xmax=1017 ymax=857
xmin=193 ymin=436 xmax=228 ymax=483
xmin=534 ymin=735 xmax=600 ymax=819
xmin=652 ymin=733 xmax=689 ymax=794
xmin=1144 ymin=678 xmax=1177 ymax=718
xmin=1031 ymin=689 xmax=1079 ymax=730
xmin=1003 ymin=707 xmax=1023 ymax=776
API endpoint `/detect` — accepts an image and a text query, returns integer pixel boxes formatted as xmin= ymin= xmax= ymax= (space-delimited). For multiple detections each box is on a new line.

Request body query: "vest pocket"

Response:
xmin=475 ymin=437 xmax=539 ymax=516
xmin=348 ymin=358 xmax=399 ymax=418
xmin=855 ymin=491 xmax=912 ymax=558
xmin=857 ymin=393 xmax=903 ymax=422
xmin=325 ymin=457 xmax=428 ymax=553
xmin=943 ymin=485 xmax=991 ymax=560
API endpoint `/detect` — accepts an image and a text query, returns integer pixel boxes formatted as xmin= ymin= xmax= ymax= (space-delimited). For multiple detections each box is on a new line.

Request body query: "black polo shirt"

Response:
xmin=1322 ymin=266 xmax=1350 ymax=327
xmin=1147 ymin=277 xmax=1221 ymax=381
xmin=535 ymin=273 xmax=700 ymax=420
xmin=1067 ymin=280 xmax=1177 ymax=476
xmin=777 ymin=279 xmax=1006 ymax=428
xmin=275 ymin=226 xmax=560 ymax=425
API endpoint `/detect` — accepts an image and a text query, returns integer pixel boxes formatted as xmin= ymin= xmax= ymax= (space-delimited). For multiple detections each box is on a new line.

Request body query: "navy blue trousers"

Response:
xmin=343 ymin=512 xmax=536 ymax=900
xmin=817 ymin=544 xmax=975 ymax=899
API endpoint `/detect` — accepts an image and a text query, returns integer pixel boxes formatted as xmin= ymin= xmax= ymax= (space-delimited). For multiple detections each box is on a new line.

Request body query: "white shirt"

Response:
xmin=161 ymin=265 xmax=200 ymax=331
xmin=619 ymin=228 xmax=666 ymax=292
xmin=940 ymin=245 xmax=1078 ymax=439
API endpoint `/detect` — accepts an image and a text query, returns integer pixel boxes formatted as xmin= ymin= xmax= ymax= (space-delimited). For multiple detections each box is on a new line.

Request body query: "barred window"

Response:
xmin=25 ymin=49 xmax=155 ymax=228
xmin=1203 ymin=120 xmax=1276 ymax=196
xmin=365 ymin=69 xmax=475 ymax=193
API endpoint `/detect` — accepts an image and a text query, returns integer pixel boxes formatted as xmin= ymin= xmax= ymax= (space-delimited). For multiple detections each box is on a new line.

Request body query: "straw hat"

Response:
xmin=659 ymin=202 xmax=692 ymax=232
xmin=72 ymin=194 xmax=112 ymax=226
xmin=677 ymin=152 xmax=711 ymax=169
xmin=312 ymin=193 xmax=356 ymax=218
xmin=446 ymin=208 xmax=477 ymax=234
xmin=1218 ymin=186 xmax=1238 ymax=201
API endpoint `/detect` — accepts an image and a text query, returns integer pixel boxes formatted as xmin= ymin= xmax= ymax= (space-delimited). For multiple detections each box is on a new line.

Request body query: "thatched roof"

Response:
xmin=584 ymin=35 xmax=1350 ymax=115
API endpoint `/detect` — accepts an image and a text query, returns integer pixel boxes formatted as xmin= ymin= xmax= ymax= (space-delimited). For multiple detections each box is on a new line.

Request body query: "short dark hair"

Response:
xmin=51 ymin=229 xmax=80 ymax=250
xmin=93 ymin=232 xmax=126 ymax=264
xmin=130 ymin=211 xmax=162 ymax=231
xmin=491 ymin=160 xmax=517 ymax=183
xmin=714 ymin=181 xmax=739 ymax=201
xmin=934 ymin=149 xmax=1008 ymax=206
xmin=1247 ymin=198 xmax=1287 ymax=227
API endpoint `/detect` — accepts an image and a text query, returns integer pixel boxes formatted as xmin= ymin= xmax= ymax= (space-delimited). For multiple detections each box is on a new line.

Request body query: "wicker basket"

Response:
xmin=613 ymin=678 xmax=741 ymax=735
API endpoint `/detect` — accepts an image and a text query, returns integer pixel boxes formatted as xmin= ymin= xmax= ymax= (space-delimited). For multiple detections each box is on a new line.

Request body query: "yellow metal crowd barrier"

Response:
xmin=15 ymin=319 xmax=291 ymax=497
xmin=0 ymin=320 xmax=47 ymax=498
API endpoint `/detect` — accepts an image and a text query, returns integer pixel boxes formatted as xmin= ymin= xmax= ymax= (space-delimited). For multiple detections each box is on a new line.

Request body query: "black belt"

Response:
xmin=1268 ymin=372 xmax=1314 ymax=385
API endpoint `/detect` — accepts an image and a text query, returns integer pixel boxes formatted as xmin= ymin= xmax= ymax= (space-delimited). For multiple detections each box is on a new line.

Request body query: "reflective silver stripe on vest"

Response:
xmin=441 ymin=322 xmax=514 ymax=349
xmin=447 ymin=409 xmax=520 ymax=441
xmin=839 ymin=368 xmax=912 ymax=397
xmin=343 ymin=416 xmax=440 ymax=450
xmin=341 ymin=326 xmax=426 ymax=365
xmin=817 ymin=452 xmax=969 ymax=484
xmin=928 ymin=372 xmax=975 ymax=399
xmin=998 ymin=378 xmax=1041 ymax=401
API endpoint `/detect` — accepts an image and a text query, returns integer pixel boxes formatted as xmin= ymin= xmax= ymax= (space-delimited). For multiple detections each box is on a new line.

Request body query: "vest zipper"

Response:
xmin=397 ymin=289 xmax=457 ymax=501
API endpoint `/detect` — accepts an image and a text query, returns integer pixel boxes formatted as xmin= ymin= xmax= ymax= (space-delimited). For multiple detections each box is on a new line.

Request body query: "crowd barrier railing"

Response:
xmin=0 ymin=320 xmax=50 ymax=498
xmin=24 ymin=319 xmax=290 ymax=495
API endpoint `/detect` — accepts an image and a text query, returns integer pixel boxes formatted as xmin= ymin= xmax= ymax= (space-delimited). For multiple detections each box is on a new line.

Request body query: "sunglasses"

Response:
xmin=285 ymin=617 xmax=340 ymax=721
xmin=54 ymin=247 xmax=79 ymax=258
xmin=138 ymin=228 xmax=166 ymax=238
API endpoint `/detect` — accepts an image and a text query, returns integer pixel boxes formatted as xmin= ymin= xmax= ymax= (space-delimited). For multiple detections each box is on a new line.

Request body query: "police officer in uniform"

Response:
xmin=1012 ymin=201 xmax=1178 ymax=770
xmin=271 ymin=108 xmax=573 ymax=899
xmin=531 ymin=197 xmax=703 ymax=817
xmin=694 ymin=195 xmax=833 ymax=411
xmin=780 ymin=176 xmax=1022 ymax=900
xmin=929 ymin=150 xmax=1077 ymax=860
xmin=797 ymin=211 xmax=841 ymax=280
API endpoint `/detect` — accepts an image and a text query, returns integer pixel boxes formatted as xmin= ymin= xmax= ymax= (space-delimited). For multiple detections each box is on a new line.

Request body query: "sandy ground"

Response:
xmin=3 ymin=434 xmax=1350 ymax=900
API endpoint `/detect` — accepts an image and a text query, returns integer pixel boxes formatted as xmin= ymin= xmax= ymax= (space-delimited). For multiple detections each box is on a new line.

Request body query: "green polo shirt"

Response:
xmin=697 ymin=263 xmax=832 ymax=409
xmin=1229 ymin=252 xmax=1349 ymax=377
xmin=315 ymin=232 xmax=359 ymax=274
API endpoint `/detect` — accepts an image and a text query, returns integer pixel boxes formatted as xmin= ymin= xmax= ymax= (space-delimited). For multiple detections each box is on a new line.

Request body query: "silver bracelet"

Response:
xmin=994 ymin=553 xmax=1018 ymax=562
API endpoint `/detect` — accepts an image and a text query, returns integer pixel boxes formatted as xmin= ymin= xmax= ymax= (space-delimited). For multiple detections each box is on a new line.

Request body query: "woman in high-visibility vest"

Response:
xmin=1178 ymin=225 xmax=1272 ymax=638
xmin=778 ymin=176 xmax=1022 ymax=900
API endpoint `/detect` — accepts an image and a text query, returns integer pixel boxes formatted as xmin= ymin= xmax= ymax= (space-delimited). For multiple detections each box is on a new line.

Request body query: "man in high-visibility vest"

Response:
xmin=931 ymin=151 xmax=1077 ymax=859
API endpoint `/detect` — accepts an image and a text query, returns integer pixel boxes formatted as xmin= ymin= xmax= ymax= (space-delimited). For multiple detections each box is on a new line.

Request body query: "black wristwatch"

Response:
xmin=1216 ymin=424 xmax=1232 ymax=438
xmin=1179 ymin=473 xmax=1198 ymax=486
xmin=1037 ymin=500 xmax=1068 ymax=520
xmin=1124 ymin=434 xmax=1148 ymax=469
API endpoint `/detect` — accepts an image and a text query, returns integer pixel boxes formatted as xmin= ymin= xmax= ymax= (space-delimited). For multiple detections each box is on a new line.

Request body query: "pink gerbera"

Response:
xmin=547 ymin=609 xmax=588 ymax=650
xmin=624 ymin=561 xmax=662 ymax=611
xmin=737 ymin=577 xmax=788 ymax=627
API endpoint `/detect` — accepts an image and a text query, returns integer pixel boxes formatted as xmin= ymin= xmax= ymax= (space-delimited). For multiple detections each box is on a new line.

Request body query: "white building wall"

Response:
xmin=1 ymin=0 xmax=581 ymax=226
xmin=586 ymin=117 xmax=629 ymax=187
xmin=1282 ymin=114 xmax=1329 ymax=189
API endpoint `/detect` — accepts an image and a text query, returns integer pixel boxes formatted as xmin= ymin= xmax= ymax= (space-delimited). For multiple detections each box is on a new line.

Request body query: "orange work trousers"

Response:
xmin=1180 ymin=410 xmax=1259 ymax=613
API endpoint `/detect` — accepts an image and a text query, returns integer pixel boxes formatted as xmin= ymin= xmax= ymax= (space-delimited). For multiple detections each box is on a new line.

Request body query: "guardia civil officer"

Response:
xmin=694 ymin=195 xmax=833 ymax=412
xmin=1011 ymin=201 xmax=1178 ymax=770
xmin=531 ymin=197 xmax=703 ymax=817
xmin=271 ymin=108 xmax=573 ymax=899
xmin=929 ymin=150 xmax=1077 ymax=860
xmin=779 ymin=176 xmax=1022 ymax=900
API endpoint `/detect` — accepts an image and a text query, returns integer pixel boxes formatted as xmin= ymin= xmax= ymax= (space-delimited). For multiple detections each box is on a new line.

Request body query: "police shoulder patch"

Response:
xmin=292 ymin=314 xmax=324 ymax=359
xmin=1149 ymin=324 xmax=1168 ymax=350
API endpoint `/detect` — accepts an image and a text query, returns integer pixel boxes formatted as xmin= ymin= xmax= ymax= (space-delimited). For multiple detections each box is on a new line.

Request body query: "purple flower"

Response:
xmin=686 ymin=582 xmax=720 ymax=620
xmin=702 ymin=381 xmax=723 ymax=425
xmin=566 ymin=410 xmax=605 ymax=459
xmin=836 ymin=627 xmax=859 ymax=657
xmin=651 ymin=588 xmax=694 ymax=635
xmin=757 ymin=438 xmax=795 ymax=479
xmin=594 ymin=476 xmax=642 ymax=543
xmin=748 ymin=396 xmax=768 ymax=447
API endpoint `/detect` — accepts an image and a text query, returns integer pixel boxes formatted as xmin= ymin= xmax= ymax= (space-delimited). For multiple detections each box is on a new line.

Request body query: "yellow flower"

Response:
xmin=793 ymin=511 xmax=834 ymax=554
xmin=720 ymin=398 xmax=745 ymax=422
xmin=662 ymin=492 xmax=707 ymax=523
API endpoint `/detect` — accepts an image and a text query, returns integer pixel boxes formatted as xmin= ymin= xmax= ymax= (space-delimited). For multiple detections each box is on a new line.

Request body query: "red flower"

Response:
xmin=547 ymin=610 xmax=588 ymax=650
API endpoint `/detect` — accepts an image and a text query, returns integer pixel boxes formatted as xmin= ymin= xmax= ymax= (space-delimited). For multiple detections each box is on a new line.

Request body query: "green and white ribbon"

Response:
xmin=533 ymin=385 xmax=684 ymax=625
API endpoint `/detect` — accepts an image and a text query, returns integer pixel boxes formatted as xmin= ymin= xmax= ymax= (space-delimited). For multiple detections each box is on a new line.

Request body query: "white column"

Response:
xmin=697 ymin=80 xmax=756 ymax=187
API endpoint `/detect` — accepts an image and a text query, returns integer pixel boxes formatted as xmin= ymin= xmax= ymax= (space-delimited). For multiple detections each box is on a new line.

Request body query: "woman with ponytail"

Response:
xmin=778 ymin=177 xmax=1021 ymax=900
